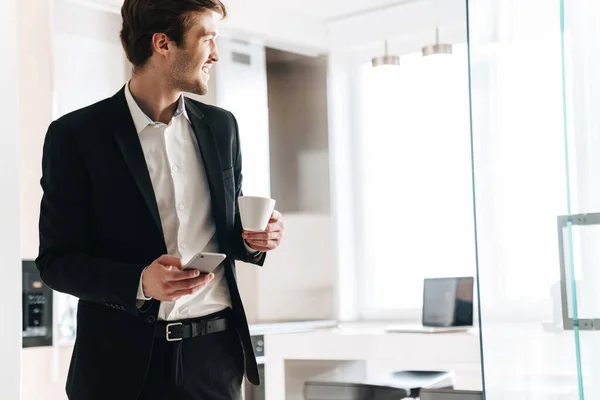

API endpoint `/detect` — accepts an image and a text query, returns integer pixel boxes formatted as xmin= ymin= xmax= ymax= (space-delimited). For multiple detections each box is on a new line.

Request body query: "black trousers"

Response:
xmin=138 ymin=325 xmax=245 ymax=400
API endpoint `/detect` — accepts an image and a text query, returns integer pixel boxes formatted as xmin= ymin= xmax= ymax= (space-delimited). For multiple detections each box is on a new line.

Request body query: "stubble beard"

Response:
xmin=170 ymin=49 xmax=209 ymax=96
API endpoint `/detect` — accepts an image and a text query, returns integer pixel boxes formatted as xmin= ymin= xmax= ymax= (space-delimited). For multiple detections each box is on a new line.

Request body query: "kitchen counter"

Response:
xmin=262 ymin=323 xmax=483 ymax=399
xmin=248 ymin=319 xmax=338 ymax=336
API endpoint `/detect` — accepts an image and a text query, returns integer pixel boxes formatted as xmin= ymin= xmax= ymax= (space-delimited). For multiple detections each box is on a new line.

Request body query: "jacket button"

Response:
xmin=147 ymin=316 xmax=156 ymax=323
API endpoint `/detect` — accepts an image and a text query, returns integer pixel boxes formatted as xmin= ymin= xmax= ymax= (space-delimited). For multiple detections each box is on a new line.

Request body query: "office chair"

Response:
xmin=303 ymin=381 xmax=411 ymax=400
xmin=304 ymin=370 xmax=455 ymax=400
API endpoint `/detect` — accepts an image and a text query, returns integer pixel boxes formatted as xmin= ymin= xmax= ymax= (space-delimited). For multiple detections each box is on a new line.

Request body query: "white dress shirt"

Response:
xmin=125 ymin=83 xmax=232 ymax=321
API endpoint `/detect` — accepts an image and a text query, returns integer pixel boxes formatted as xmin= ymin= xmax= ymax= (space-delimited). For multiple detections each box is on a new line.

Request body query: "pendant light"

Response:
xmin=422 ymin=27 xmax=453 ymax=57
xmin=371 ymin=0 xmax=399 ymax=68
xmin=372 ymin=40 xmax=400 ymax=67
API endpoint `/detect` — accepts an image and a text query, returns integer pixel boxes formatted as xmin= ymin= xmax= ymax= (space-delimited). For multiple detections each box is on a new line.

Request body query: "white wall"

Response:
xmin=19 ymin=0 xmax=54 ymax=261
xmin=0 ymin=0 xmax=22 ymax=397
xmin=257 ymin=214 xmax=335 ymax=321
xmin=53 ymin=0 xmax=127 ymax=117
xmin=22 ymin=347 xmax=72 ymax=400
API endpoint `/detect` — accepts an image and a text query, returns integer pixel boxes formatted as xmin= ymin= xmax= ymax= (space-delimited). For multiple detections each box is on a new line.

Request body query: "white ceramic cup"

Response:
xmin=238 ymin=196 xmax=276 ymax=232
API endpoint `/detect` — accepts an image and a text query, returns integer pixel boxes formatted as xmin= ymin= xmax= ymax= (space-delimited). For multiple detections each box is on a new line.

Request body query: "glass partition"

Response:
xmin=466 ymin=0 xmax=592 ymax=397
xmin=558 ymin=0 xmax=600 ymax=397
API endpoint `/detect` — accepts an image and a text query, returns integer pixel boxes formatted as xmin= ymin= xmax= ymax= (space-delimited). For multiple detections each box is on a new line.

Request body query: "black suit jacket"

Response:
xmin=36 ymin=87 xmax=265 ymax=399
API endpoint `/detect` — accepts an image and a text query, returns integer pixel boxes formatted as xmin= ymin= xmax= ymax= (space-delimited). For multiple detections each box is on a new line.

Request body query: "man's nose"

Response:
xmin=210 ymin=40 xmax=219 ymax=62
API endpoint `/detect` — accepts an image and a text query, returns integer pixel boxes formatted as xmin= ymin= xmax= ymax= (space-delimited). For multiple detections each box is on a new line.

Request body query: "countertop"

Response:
xmin=248 ymin=319 xmax=338 ymax=336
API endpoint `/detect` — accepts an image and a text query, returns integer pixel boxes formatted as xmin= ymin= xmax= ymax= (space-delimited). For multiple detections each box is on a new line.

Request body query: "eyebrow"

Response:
xmin=200 ymin=30 xmax=217 ymax=38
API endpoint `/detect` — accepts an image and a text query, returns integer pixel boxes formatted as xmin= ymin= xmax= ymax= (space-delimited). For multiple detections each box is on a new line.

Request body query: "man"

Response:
xmin=35 ymin=1 xmax=284 ymax=399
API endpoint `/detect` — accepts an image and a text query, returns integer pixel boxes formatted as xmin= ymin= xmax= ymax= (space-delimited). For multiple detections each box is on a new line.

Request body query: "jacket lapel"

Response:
xmin=108 ymin=89 xmax=228 ymax=250
xmin=185 ymin=99 xmax=228 ymax=242
xmin=111 ymin=89 xmax=165 ymax=241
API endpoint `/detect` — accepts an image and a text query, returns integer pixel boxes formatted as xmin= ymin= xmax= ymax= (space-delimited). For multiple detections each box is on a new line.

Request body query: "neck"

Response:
xmin=128 ymin=71 xmax=181 ymax=124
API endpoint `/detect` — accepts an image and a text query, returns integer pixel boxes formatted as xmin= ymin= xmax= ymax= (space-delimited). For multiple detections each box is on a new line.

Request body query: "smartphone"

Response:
xmin=182 ymin=252 xmax=227 ymax=274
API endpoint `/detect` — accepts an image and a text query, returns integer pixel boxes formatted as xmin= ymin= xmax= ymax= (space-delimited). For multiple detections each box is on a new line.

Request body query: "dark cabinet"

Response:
xmin=22 ymin=260 xmax=53 ymax=347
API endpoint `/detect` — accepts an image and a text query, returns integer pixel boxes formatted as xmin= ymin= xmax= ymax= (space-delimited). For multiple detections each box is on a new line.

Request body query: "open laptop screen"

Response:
xmin=422 ymin=277 xmax=474 ymax=327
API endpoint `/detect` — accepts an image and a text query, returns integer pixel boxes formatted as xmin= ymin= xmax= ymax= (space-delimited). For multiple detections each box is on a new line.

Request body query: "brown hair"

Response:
xmin=120 ymin=0 xmax=227 ymax=69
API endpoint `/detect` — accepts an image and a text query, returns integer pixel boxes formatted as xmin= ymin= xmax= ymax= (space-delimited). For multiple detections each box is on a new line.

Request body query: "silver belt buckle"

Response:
xmin=166 ymin=322 xmax=183 ymax=342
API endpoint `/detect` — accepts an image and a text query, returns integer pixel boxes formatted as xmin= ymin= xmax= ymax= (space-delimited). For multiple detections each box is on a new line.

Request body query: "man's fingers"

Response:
xmin=166 ymin=273 xmax=214 ymax=293
xmin=245 ymin=239 xmax=277 ymax=249
xmin=263 ymin=222 xmax=283 ymax=233
xmin=269 ymin=209 xmax=282 ymax=222
xmin=242 ymin=210 xmax=283 ymax=254
xmin=167 ymin=268 xmax=203 ymax=281
xmin=244 ymin=231 xmax=282 ymax=241
xmin=243 ymin=219 xmax=283 ymax=238
xmin=269 ymin=231 xmax=283 ymax=240
xmin=156 ymin=255 xmax=183 ymax=269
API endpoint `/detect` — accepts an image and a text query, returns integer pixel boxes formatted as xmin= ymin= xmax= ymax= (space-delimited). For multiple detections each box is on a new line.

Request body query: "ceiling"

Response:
xmin=84 ymin=0 xmax=419 ymax=23
xmin=256 ymin=0 xmax=416 ymax=21
xmin=72 ymin=0 xmax=444 ymax=55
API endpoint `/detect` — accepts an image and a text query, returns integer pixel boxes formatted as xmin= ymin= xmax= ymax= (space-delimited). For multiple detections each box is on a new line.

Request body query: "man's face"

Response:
xmin=169 ymin=11 xmax=220 ymax=96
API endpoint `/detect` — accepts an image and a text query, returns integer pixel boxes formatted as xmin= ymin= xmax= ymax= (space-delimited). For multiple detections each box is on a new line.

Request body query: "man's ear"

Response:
xmin=152 ymin=33 xmax=170 ymax=56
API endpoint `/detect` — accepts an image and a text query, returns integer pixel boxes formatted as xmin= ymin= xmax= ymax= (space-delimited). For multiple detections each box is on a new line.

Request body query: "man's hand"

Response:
xmin=142 ymin=255 xmax=214 ymax=302
xmin=242 ymin=210 xmax=284 ymax=252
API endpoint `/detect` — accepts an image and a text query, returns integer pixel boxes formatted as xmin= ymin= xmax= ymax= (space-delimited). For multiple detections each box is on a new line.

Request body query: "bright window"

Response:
xmin=355 ymin=38 xmax=573 ymax=320
xmin=356 ymin=45 xmax=476 ymax=317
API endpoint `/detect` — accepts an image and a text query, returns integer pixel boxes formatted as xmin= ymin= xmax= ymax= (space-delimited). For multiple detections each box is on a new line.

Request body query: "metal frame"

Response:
xmin=557 ymin=212 xmax=600 ymax=330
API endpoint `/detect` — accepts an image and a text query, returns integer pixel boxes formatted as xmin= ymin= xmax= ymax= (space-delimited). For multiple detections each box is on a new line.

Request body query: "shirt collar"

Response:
xmin=124 ymin=81 xmax=189 ymax=134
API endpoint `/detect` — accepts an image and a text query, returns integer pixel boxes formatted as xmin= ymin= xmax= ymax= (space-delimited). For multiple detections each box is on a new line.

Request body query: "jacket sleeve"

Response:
xmin=229 ymin=112 xmax=267 ymax=266
xmin=35 ymin=120 xmax=148 ymax=316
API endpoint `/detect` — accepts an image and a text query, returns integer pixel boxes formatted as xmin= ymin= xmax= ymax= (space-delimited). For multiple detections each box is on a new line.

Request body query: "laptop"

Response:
xmin=386 ymin=277 xmax=474 ymax=334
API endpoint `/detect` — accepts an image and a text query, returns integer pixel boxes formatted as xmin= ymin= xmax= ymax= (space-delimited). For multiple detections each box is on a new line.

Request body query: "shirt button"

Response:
xmin=178 ymin=204 xmax=185 ymax=211
xmin=147 ymin=316 xmax=155 ymax=323
xmin=180 ymin=243 xmax=187 ymax=249
xmin=172 ymin=165 xmax=179 ymax=172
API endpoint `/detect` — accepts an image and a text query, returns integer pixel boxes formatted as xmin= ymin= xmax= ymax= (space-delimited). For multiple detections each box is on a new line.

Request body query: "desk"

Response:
xmin=263 ymin=323 xmax=482 ymax=400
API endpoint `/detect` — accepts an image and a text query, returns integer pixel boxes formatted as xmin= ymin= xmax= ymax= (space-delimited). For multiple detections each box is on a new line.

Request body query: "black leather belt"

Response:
xmin=156 ymin=316 xmax=229 ymax=342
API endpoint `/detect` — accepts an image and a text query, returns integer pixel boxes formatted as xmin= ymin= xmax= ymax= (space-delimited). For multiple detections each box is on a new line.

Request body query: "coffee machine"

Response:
xmin=22 ymin=260 xmax=53 ymax=347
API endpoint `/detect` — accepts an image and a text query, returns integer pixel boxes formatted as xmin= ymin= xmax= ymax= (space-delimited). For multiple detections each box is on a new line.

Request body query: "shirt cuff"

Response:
xmin=244 ymin=239 xmax=261 ymax=256
xmin=137 ymin=267 xmax=152 ymax=301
